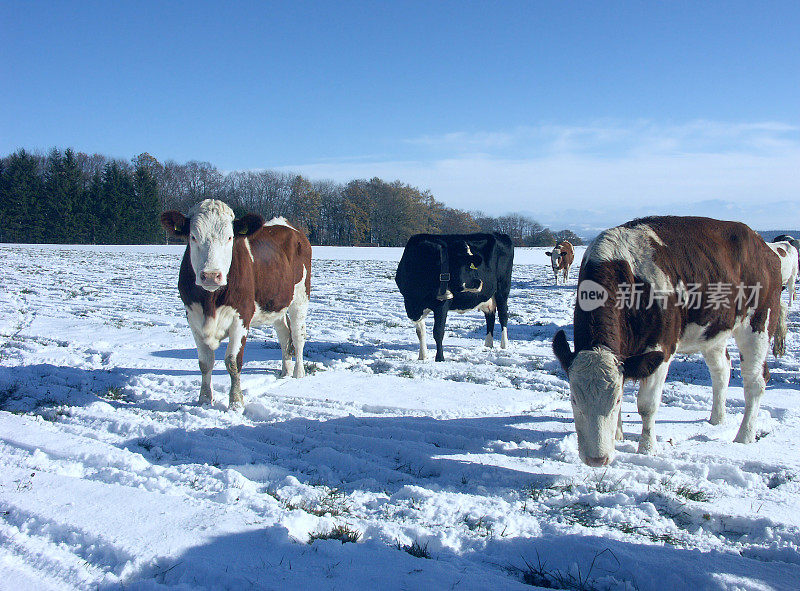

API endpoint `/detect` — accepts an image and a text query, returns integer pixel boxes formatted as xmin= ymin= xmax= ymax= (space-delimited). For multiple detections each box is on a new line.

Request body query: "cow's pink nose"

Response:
xmin=585 ymin=455 xmax=611 ymax=467
xmin=201 ymin=270 xmax=223 ymax=284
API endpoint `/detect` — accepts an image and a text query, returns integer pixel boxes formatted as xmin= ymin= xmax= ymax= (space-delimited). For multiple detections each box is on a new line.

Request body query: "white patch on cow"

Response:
xmin=477 ymin=297 xmax=496 ymax=314
xmin=187 ymin=199 xmax=236 ymax=291
xmin=253 ymin=302 xmax=290 ymax=326
xmin=265 ymin=216 xmax=299 ymax=232
xmin=413 ymin=309 xmax=431 ymax=359
xmin=243 ymin=237 xmax=254 ymax=263
xmin=768 ymin=241 xmax=798 ymax=306
xmin=567 ymin=347 xmax=624 ymax=466
xmin=586 ymin=224 xmax=672 ymax=293
xmin=635 ymin=357 xmax=672 ymax=454
xmin=732 ymin=309 xmax=771 ymax=443
xmin=462 ymin=281 xmax=483 ymax=293
xmin=500 ymin=326 xmax=509 ymax=349
xmin=453 ymin=299 xmax=488 ymax=314
xmin=287 ymin=266 xmax=309 ymax=378
xmin=185 ymin=302 xmax=247 ymax=408
xmin=185 ymin=302 xmax=241 ymax=351
xmin=549 ymin=246 xmax=563 ymax=282
xmin=466 ymin=244 xmax=473 ymax=256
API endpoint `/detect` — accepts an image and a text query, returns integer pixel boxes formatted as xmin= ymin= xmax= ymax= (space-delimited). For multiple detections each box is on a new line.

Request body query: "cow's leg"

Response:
xmin=484 ymin=308 xmax=496 ymax=348
xmin=788 ymin=271 xmax=797 ymax=306
xmin=273 ymin=315 xmax=293 ymax=377
xmin=496 ymin=293 xmax=510 ymax=349
xmin=415 ymin=316 xmax=428 ymax=360
xmin=288 ymin=299 xmax=308 ymax=378
xmin=192 ymin=332 xmax=215 ymax=406
xmin=432 ymin=302 xmax=449 ymax=362
xmin=225 ymin=321 xmax=247 ymax=411
xmin=733 ymin=325 xmax=770 ymax=443
xmin=616 ymin=411 xmax=624 ymax=441
xmin=704 ymin=345 xmax=731 ymax=425
xmin=636 ymin=357 xmax=671 ymax=454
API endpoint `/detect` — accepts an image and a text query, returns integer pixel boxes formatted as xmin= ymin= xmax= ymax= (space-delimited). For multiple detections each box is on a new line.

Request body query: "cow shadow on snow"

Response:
xmin=119 ymin=528 xmax=800 ymax=591
xmin=116 ymin=501 xmax=800 ymax=591
xmin=122 ymin=412 xmax=572 ymax=497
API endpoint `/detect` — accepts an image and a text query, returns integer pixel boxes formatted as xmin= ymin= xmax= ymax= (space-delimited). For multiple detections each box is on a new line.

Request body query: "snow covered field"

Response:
xmin=1 ymin=243 xmax=800 ymax=590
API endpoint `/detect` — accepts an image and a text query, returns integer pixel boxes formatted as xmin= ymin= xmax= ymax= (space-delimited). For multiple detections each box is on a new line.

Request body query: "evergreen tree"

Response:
xmin=0 ymin=149 xmax=44 ymax=242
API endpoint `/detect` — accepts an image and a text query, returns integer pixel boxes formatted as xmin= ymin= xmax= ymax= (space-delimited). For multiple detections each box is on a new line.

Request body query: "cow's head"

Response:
xmin=552 ymin=330 xmax=663 ymax=466
xmin=545 ymin=244 xmax=563 ymax=274
xmin=161 ymin=199 xmax=263 ymax=292
xmin=453 ymin=242 xmax=484 ymax=294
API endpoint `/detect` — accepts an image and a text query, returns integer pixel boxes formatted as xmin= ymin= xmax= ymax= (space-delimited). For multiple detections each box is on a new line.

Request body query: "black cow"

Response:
xmin=395 ymin=232 xmax=514 ymax=361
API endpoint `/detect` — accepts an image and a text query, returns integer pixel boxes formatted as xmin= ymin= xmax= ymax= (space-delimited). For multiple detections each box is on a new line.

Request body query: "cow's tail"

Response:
xmin=286 ymin=315 xmax=296 ymax=357
xmin=772 ymin=301 xmax=788 ymax=358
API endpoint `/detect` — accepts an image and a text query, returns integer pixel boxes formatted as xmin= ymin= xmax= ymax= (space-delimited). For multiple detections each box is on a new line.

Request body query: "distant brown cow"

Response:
xmin=161 ymin=199 xmax=312 ymax=410
xmin=553 ymin=216 xmax=787 ymax=466
xmin=545 ymin=240 xmax=574 ymax=284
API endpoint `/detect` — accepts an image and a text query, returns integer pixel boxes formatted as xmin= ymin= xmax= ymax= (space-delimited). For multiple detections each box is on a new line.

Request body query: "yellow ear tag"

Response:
xmin=174 ymin=224 xmax=180 ymax=232
xmin=470 ymin=263 xmax=478 ymax=270
xmin=238 ymin=227 xmax=248 ymax=235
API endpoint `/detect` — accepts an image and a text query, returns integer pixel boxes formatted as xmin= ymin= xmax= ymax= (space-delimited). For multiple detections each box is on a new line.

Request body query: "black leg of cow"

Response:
xmin=484 ymin=310 xmax=496 ymax=348
xmin=433 ymin=303 xmax=449 ymax=362
xmin=496 ymin=293 xmax=510 ymax=349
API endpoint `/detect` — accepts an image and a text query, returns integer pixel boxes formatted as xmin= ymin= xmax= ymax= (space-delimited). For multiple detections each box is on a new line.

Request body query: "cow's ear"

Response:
xmin=622 ymin=351 xmax=664 ymax=379
xmin=552 ymin=330 xmax=576 ymax=374
xmin=545 ymin=251 xmax=552 ymax=257
xmin=161 ymin=211 xmax=189 ymax=238
xmin=233 ymin=214 xmax=264 ymax=236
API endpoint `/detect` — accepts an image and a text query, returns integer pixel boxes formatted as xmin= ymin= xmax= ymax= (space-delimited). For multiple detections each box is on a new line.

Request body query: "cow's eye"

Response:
xmin=470 ymin=263 xmax=478 ymax=270
xmin=228 ymin=236 xmax=233 ymax=242
xmin=190 ymin=235 xmax=197 ymax=242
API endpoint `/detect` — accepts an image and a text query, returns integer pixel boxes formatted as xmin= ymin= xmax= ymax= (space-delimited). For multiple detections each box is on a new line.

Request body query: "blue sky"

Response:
xmin=2 ymin=1 xmax=799 ymax=231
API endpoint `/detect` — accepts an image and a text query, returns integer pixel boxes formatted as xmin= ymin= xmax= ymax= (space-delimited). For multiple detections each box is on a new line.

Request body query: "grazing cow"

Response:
xmin=161 ymin=199 xmax=312 ymax=410
xmin=396 ymin=233 xmax=514 ymax=361
xmin=767 ymin=241 xmax=799 ymax=306
xmin=552 ymin=216 xmax=787 ymax=467
xmin=545 ymin=240 xmax=575 ymax=284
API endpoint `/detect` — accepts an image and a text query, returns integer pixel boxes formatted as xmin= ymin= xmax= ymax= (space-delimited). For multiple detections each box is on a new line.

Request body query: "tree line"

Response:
xmin=0 ymin=148 xmax=583 ymax=247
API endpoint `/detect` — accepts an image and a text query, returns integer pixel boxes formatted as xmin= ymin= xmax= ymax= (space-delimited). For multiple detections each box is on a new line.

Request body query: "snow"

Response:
xmin=1 ymin=243 xmax=799 ymax=590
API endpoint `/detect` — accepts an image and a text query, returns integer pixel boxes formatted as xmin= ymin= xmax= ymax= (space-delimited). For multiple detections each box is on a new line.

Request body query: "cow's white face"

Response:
xmin=187 ymin=200 xmax=236 ymax=292
xmin=549 ymin=247 xmax=563 ymax=273
xmin=567 ymin=348 xmax=623 ymax=466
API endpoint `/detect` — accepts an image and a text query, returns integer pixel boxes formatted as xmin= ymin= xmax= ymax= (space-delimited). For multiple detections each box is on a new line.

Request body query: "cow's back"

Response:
xmin=577 ymin=216 xmax=782 ymax=357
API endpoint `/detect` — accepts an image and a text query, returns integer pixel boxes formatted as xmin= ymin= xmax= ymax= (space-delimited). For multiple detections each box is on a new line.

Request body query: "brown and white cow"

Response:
xmin=545 ymin=240 xmax=574 ymax=284
xmin=767 ymin=241 xmax=798 ymax=306
xmin=552 ymin=216 xmax=787 ymax=466
xmin=161 ymin=199 xmax=312 ymax=410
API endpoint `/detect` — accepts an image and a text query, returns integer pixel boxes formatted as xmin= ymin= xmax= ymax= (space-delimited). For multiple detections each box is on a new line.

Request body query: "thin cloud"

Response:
xmin=278 ymin=120 xmax=800 ymax=232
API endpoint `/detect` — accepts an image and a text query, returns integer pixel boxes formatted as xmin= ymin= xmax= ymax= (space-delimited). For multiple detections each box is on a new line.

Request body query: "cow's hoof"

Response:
xmin=435 ymin=356 xmax=444 ymax=362
xmin=733 ymin=430 xmax=755 ymax=444
xmin=709 ymin=413 xmax=725 ymax=426
xmin=637 ymin=438 xmax=657 ymax=455
xmin=293 ymin=365 xmax=305 ymax=379
xmin=484 ymin=335 xmax=493 ymax=348
xmin=198 ymin=393 xmax=213 ymax=406
xmin=615 ymin=428 xmax=624 ymax=441
xmin=229 ymin=399 xmax=244 ymax=413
